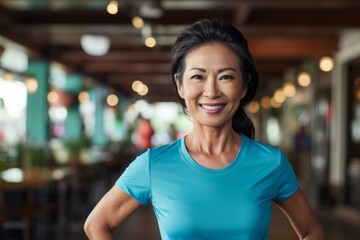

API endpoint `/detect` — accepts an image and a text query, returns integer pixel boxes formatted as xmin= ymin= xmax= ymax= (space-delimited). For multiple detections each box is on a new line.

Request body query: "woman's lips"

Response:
xmin=200 ymin=104 xmax=225 ymax=113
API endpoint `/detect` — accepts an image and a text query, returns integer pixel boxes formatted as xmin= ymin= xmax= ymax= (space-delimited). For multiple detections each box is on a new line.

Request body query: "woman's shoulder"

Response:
xmin=244 ymin=135 xmax=279 ymax=152
xmin=147 ymin=137 xmax=183 ymax=162
xmin=243 ymin=135 xmax=282 ymax=162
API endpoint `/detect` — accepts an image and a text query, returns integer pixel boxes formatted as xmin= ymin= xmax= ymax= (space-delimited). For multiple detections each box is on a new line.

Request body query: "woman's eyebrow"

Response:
xmin=218 ymin=67 xmax=237 ymax=73
xmin=189 ymin=67 xmax=206 ymax=72
xmin=189 ymin=67 xmax=237 ymax=73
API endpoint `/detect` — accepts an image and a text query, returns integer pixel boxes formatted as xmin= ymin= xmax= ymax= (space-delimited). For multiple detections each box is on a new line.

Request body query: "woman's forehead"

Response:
xmin=184 ymin=43 xmax=240 ymax=69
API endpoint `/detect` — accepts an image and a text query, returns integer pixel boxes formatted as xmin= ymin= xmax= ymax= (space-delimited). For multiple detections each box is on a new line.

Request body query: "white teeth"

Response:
xmin=201 ymin=105 xmax=223 ymax=110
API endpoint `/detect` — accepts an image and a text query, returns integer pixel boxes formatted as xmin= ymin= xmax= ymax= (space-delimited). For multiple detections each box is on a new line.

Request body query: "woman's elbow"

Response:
xmin=303 ymin=222 xmax=324 ymax=240
xmin=84 ymin=216 xmax=95 ymax=238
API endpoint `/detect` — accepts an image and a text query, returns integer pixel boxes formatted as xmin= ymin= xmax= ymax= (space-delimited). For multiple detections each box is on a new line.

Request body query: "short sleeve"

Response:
xmin=115 ymin=150 xmax=151 ymax=205
xmin=274 ymin=152 xmax=300 ymax=202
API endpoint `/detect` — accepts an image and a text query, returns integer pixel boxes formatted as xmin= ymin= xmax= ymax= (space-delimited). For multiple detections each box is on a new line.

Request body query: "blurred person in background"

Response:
xmin=85 ymin=19 xmax=323 ymax=240
xmin=132 ymin=113 xmax=154 ymax=155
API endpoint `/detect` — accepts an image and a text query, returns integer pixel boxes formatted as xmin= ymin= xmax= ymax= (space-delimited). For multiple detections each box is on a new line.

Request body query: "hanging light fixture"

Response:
xmin=25 ymin=77 xmax=38 ymax=94
xmin=297 ymin=72 xmax=311 ymax=87
xmin=139 ymin=2 xmax=163 ymax=19
xmin=261 ymin=96 xmax=271 ymax=109
xmin=132 ymin=16 xmax=144 ymax=29
xmin=145 ymin=37 xmax=156 ymax=48
xmin=282 ymin=82 xmax=296 ymax=97
xmin=107 ymin=1 xmax=118 ymax=15
xmin=80 ymin=34 xmax=110 ymax=56
xmin=319 ymin=56 xmax=334 ymax=72
xmin=107 ymin=94 xmax=119 ymax=107
xmin=141 ymin=24 xmax=157 ymax=48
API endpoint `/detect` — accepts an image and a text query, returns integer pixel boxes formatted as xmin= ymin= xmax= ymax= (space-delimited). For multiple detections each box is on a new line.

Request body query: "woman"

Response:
xmin=84 ymin=19 xmax=324 ymax=240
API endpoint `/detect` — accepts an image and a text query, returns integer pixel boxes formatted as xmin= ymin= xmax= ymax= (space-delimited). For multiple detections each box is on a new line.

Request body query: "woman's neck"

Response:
xmin=186 ymin=125 xmax=241 ymax=155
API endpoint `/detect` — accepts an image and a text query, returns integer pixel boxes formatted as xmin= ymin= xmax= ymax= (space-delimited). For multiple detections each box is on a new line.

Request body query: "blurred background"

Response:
xmin=0 ymin=0 xmax=359 ymax=239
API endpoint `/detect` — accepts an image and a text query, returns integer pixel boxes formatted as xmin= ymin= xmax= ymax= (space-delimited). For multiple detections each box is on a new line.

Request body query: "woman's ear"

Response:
xmin=174 ymin=74 xmax=184 ymax=99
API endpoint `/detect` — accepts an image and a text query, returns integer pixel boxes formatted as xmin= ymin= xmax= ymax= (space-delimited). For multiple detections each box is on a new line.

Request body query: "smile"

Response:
xmin=200 ymin=104 xmax=225 ymax=111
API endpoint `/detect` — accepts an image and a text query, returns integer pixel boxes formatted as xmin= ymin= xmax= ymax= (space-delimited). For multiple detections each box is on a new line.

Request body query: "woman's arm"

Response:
xmin=84 ymin=185 xmax=142 ymax=240
xmin=276 ymin=189 xmax=324 ymax=240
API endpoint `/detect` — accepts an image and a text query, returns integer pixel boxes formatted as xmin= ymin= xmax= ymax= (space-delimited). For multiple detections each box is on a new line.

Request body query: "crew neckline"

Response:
xmin=179 ymin=134 xmax=248 ymax=175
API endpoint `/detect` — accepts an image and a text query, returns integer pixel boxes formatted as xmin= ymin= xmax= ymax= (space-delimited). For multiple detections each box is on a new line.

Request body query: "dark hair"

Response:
xmin=171 ymin=19 xmax=259 ymax=139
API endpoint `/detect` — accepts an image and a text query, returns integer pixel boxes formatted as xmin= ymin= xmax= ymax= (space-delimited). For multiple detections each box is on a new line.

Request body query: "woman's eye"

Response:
xmin=191 ymin=75 xmax=203 ymax=80
xmin=220 ymin=75 xmax=233 ymax=80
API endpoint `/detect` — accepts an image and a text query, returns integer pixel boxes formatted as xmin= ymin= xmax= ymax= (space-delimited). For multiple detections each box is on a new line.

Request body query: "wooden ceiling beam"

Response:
xmin=248 ymin=36 xmax=338 ymax=58
xmin=247 ymin=8 xmax=360 ymax=27
xmin=84 ymin=62 xmax=171 ymax=74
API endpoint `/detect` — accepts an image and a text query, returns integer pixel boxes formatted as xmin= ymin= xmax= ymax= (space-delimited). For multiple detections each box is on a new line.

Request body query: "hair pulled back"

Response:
xmin=171 ymin=19 xmax=259 ymax=139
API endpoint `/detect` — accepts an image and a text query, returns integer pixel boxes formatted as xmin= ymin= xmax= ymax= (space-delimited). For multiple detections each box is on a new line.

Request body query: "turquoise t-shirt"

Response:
xmin=116 ymin=135 xmax=299 ymax=240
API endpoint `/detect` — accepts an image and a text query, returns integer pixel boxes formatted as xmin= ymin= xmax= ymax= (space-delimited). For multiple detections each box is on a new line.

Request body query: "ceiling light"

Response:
xmin=78 ymin=91 xmax=89 ymax=103
xmin=297 ymin=72 xmax=311 ymax=87
xmin=107 ymin=1 xmax=118 ymax=15
xmin=107 ymin=94 xmax=118 ymax=107
xmin=138 ymin=85 xmax=149 ymax=96
xmin=139 ymin=3 xmax=163 ymax=19
xmin=145 ymin=37 xmax=156 ymax=48
xmin=247 ymin=101 xmax=260 ymax=114
xmin=25 ymin=77 xmax=38 ymax=93
xmin=319 ymin=56 xmax=334 ymax=72
xmin=132 ymin=16 xmax=144 ymax=29
xmin=282 ymin=82 xmax=296 ymax=97
xmin=132 ymin=80 xmax=143 ymax=92
xmin=273 ymin=89 xmax=286 ymax=103
xmin=3 ymin=72 xmax=14 ymax=81
xmin=270 ymin=97 xmax=282 ymax=108
xmin=261 ymin=96 xmax=271 ymax=109
xmin=80 ymin=34 xmax=110 ymax=56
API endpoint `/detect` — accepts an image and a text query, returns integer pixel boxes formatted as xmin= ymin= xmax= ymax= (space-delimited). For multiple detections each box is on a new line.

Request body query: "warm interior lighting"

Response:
xmin=355 ymin=77 xmax=360 ymax=86
xmin=319 ymin=56 xmax=334 ymax=72
xmin=270 ymin=97 xmax=282 ymax=108
xmin=356 ymin=90 xmax=360 ymax=102
xmin=144 ymin=37 xmax=156 ymax=48
xmin=261 ymin=96 xmax=271 ymax=109
xmin=138 ymin=84 xmax=149 ymax=96
xmin=107 ymin=1 xmax=118 ymax=15
xmin=3 ymin=72 xmax=13 ymax=81
xmin=282 ymin=82 xmax=296 ymax=97
xmin=80 ymin=34 xmax=110 ymax=56
xmin=247 ymin=101 xmax=260 ymax=114
xmin=132 ymin=80 xmax=143 ymax=92
xmin=25 ymin=77 xmax=38 ymax=93
xmin=132 ymin=16 xmax=144 ymax=29
xmin=107 ymin=94 xmax=118 ymax=107
xmin=131 ymin=80 xmax=149 ymax=96
xmin=135 ymin=83 xmax=145 ymax=93
xmin=273 ymin=89 xmax=286 ymax=103
xmin=47 ymin=91 xmax=58 ymax=104
xmin=78 ymin=91 xmax=89 ymax=103
xmin=297 ymin=72 xmax=311 ymax=87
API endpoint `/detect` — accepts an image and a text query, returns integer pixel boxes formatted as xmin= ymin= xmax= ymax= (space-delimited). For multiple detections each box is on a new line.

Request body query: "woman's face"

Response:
xmin=176 ymin=43 xmax=246 ymax=129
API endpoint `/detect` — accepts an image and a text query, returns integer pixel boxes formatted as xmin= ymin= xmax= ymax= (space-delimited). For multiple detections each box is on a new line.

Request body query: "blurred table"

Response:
xmin=0 ymin=167 xmax=75 ymax=240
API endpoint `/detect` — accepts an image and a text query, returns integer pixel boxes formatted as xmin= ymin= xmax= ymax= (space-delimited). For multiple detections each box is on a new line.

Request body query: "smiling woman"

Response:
xmin=174 ymin=44 xmax=245 ymax=132
xmin=84 ymin=19 xmax=324 ymax=240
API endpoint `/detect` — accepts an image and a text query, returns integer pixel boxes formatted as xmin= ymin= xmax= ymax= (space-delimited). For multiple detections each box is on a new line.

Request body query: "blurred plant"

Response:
xmin=15 ymin=142 xmax=54 ymax=168
xmin=64 ymin=134 xmax=91 ymax=155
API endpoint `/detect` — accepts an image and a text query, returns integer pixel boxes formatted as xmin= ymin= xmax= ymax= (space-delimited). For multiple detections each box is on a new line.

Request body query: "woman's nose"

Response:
xmin=203 ymin=77 xmax=220 ymax=98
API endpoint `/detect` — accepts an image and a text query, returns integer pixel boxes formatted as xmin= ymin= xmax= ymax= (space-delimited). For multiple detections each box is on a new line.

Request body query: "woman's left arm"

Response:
xmin=276 ymin=189 xmax=324 ymax=240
